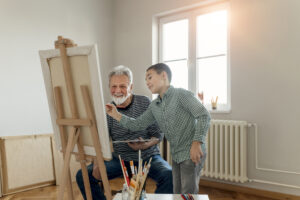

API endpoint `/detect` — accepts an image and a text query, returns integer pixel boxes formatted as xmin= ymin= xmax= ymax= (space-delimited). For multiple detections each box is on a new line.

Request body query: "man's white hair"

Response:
xmin=108 ymin=65 xmax=133 ymax=84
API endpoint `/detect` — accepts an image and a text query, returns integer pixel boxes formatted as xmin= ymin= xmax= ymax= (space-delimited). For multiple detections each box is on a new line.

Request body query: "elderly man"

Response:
xmin=76 ymin=65 xmax=173 ymax=200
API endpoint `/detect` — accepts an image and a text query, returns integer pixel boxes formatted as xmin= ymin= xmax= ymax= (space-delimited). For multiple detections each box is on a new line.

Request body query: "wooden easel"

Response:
xmin=54 ymin=36 xmax=112 ymax=200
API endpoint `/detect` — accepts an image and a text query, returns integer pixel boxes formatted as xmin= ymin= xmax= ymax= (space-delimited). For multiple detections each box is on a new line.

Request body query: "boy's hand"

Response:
xmin=190 ymin=141 xmax=204 ymax=164
xmin=105 ymin=103 xmax=122 ymax=121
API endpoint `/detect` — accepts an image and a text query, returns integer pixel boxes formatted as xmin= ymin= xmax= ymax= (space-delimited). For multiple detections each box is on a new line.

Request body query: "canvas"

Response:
xmin=39 ymin=45 xmax=112 ymax=160
xmin=0 ymin=135 xmax=55 ymax=194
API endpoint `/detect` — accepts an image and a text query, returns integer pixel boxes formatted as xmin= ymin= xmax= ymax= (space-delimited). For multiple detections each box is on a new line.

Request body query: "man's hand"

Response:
xmin=190 ymin=141 xmax=204 ymax=164
xmin=128 ymin=141 xmax=147 ymax=151
xmin=106 ymin=103 xmax=122 ymax=121
xmin=92 ymin=158 xmax=101 ymax=180
xmin=127 ymin=137 xmax=158 ymax=151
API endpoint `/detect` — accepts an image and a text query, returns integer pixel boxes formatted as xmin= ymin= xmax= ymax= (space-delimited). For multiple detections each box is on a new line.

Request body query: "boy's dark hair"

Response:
xmin=147 ymin=63 xmax=172 ymax=83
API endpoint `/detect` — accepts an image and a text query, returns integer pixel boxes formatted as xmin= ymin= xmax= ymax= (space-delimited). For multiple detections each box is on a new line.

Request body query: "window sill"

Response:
xmin=208 ymin=109 xmax=231 ymax=114
xmin=204 ymin=105 xmax=231 ymax=114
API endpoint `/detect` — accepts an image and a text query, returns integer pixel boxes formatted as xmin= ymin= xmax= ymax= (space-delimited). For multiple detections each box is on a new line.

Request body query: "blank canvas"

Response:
xmin=39 ymin=45 xmax=112 ymax=159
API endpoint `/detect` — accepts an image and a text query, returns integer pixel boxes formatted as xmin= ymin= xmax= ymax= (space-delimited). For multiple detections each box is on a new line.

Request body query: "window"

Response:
xmin=162 ymin=19 xmax=189 ymax=90
xmin=158 ymin=3 xmax=230 ymax=112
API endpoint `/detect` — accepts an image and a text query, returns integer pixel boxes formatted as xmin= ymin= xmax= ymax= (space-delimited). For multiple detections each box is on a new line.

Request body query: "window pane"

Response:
xmin=163 ymin=19 xmax=188 ymax=61
xmin=197 ymin=56 xmax=227 ymax=104
xmin=165 ymin=60 xmax=188 ymax=90
xmin=197 ymin=10 xmax=227 ymax=57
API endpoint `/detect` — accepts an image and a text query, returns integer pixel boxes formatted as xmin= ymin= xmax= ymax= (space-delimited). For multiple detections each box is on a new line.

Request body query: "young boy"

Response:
xmin=106 ymin=63 xmax=210 ymax=194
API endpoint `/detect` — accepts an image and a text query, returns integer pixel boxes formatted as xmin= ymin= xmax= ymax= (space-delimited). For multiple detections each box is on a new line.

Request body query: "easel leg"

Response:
xmin=66 ymin=171 xmax=74 ymax=200
xmin=54 ymin=87 xmax=75 ymax=200
xmin=61 ymin=134 xmax=75 ymax=200
xmin=77 ymin=137 xmax=93 ymax=200
xmin=58 ymin=127 xmax=80 ymax=200
xmin=81 ymin=85 xmax=112 ymax=200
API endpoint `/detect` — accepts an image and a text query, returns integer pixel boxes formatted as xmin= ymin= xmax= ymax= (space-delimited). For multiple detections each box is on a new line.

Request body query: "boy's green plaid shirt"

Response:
xmin=120 ymin=86 xmax=211 ymax=163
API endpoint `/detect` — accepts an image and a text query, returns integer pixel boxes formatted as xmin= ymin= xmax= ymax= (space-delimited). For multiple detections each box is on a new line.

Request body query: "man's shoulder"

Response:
xmin=133 ymin=94 xmax=151 ymax=104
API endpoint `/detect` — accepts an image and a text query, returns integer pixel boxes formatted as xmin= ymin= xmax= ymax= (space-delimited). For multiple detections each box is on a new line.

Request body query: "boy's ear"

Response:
xmin=162 ymin=71 xmax=167 ymax=80
xmin=162 ymin=71 xmax=169 ymax=82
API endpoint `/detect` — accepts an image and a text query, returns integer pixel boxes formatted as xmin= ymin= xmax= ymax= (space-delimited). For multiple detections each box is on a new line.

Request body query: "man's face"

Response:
xmin=109 ymin=74 xmax=132 ymax=105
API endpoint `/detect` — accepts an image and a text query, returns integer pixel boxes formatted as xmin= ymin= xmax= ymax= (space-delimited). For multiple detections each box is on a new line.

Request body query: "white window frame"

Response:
xmin=158 ymin=2 xmax=231 ymax=113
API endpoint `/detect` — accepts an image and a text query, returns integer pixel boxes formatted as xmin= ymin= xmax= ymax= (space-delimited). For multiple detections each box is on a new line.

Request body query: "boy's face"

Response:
xmin=145 ymin=69 xmax=165 ymax=94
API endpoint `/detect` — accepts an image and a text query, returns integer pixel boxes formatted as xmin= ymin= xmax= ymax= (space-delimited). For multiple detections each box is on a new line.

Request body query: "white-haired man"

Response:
xmin=76 ymin=65 xmax=173 ymax=200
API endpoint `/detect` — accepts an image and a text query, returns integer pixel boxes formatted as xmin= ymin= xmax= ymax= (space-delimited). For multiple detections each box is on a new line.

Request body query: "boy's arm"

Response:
xmin=142 ymin=97 xmax=163 ymax=141
xmin=128 ymin=97 xmax=162 ymax=151
xmin=130 ymin=122 xmax=162 ymax=150
xmin=179 ymin=90 xmax=211 ymax=143
xmin=179 ymin=90 xmax=210 ymax=164
xmin=146 ymin=123 xmax=163 ymax=140
xmin=106 ymin=103 xmax=156 ymax=131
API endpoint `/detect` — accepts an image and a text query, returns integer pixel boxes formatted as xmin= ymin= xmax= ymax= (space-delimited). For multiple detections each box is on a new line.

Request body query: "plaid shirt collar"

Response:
xmin=154 ymin=85 xmax=174 ymax=104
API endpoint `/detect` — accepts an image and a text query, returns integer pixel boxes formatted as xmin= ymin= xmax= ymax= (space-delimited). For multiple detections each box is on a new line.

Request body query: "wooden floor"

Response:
xmin=0 ymin=178 xmax=275 ymax=200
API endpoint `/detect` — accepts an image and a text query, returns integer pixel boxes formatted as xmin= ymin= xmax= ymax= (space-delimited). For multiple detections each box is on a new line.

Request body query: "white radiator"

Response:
xmin=202 ymin=120 xmax=248 ymax=183
xmin=160 ymin=120 xmax=249 ymax=183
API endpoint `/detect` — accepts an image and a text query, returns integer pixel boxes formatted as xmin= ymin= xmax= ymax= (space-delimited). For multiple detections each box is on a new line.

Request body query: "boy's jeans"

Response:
xmin=172 ymin=153 xmax=206 ymax=194
xmin=76 ymin=154 xmax=173 ymax=200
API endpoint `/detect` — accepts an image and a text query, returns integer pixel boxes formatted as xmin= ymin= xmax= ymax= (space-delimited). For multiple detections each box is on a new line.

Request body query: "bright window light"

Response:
xmin=197 ymin=56 xmax=227 ymax=104
xmin=163 ymin=19 xmax=188 ymax=61
xmin=158 ymin=4 xmax=230 ymax=112
xmin=166 ymin=60 xmax=188 ymax=90
xmin=197 ymin=10 xmax=227 ymax=57
xmin=197 ymin=10 xmax=228 ymax=106
xmin=162 ymin=19 xmax=188 ymax=90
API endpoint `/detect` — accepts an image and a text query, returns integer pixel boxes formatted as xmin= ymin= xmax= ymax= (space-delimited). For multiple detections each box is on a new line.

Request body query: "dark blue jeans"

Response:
xmin=76 ymin=154 xmax=173 ymax=200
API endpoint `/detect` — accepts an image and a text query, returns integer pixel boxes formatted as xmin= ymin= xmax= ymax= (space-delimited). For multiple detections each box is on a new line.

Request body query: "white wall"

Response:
xmin=112 ymin=0 xmax=300 ymax=196
xmin=1 ymin=0 xmax=299 ymax=196
xmin=0 ymin=0 xmax=113 ymax=136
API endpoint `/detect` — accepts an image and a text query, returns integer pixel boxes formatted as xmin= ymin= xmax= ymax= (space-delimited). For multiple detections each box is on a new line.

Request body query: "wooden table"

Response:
xmin=113 ymin=193 xmax=209 ymax=200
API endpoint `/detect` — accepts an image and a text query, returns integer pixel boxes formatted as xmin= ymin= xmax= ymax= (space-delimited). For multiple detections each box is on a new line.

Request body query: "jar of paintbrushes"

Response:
xmin=119 ymin=150 xmax=151 ymax=200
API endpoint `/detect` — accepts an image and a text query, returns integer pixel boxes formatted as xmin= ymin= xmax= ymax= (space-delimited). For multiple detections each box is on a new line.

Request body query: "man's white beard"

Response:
xmin=112 ymin=93 xmax=130 ymax=105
